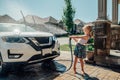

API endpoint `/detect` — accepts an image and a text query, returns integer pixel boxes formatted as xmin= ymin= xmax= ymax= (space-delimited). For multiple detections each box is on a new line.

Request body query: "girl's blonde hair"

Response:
xmin=83 ymin=25 xmax=91 ymax=31
xmin=83 ymin=25 xmax=93 ymax=37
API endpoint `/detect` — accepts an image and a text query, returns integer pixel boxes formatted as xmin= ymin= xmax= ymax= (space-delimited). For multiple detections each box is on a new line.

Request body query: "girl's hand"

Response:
xmin=69 ymin=36 xmax=72 ymax=38
xmin=69 ymin=36 xmax=72 ymax=40
xmin=69 ymin=36 xmax=75 ymax=38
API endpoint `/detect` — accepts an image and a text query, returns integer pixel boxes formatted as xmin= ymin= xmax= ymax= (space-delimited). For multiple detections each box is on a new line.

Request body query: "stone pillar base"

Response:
xmin=93 ymin=20 xmax=111 ymax=56
xmin=111 ymin=24 xmax=120 ymax=49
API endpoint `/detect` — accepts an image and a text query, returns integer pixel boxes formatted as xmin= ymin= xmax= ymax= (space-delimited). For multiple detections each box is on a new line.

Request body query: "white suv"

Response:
xmin=0 ymin=23 xmax=60 ymax=74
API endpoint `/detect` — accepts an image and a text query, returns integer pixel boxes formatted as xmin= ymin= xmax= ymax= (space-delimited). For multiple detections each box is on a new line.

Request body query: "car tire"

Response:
xmin=41 ymin=60 xmax=56 ymax=71
xmin=0 ymin=56 xmax=9 ymax=76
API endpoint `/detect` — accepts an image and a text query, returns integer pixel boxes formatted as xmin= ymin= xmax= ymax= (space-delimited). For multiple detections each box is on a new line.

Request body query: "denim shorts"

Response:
xmin=74 ymin=43 xmax=86 ymax=58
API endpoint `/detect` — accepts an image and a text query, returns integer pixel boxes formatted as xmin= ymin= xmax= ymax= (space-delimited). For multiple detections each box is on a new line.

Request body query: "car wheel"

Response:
xmin=41 ymin=60 xmax=56 ymax=71
xmin=0 ymin=56 xmax=9 ymax=76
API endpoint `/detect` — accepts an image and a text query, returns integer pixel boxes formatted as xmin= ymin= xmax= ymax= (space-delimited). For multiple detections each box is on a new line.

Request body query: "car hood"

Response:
xmin=0 ymin=32 xmax=53 ymax=37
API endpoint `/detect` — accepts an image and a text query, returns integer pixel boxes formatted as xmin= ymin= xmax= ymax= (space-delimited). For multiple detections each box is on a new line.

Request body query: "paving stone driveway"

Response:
xmin=0 ymin=51 xmax=120 ymax=80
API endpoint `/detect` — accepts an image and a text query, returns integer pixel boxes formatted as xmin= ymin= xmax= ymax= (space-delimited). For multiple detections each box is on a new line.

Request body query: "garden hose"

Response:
xmin=65 ymin=37 xmax=74 ymax=71
xmin=55 ymin=37 xmax=74 ymax=72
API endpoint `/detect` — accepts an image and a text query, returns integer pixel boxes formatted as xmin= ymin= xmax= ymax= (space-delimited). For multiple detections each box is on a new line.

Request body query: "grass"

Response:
xmin=60 ymin=43 xmax=94 ymax=51
xmin=60 ymin=44 xmax=75 ymax=51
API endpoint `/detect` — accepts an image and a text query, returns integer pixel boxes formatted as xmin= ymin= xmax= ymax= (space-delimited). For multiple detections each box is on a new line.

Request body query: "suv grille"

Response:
xmin=27 ymin=37 xmax=52 ymax=46
xmin=35 ymin=37 xmax=50 ymax=44
xmin=25 ymin=37 xmax=55 ymax=51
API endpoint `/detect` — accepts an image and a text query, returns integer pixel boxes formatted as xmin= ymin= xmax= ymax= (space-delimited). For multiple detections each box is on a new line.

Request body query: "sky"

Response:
xmin=0 ymin=0 xmax=117 ymax=23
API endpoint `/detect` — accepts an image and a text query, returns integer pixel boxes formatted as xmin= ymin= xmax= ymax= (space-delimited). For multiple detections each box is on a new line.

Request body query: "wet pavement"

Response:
xmin=0 ymin=64 xmax=60 ymax=80
xmin=0 ymin=51 xmax=120 ymax=80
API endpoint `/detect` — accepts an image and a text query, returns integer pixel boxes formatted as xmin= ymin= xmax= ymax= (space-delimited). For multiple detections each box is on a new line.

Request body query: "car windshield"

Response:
xmin=0 ymin=23 xmax=36 ymax=32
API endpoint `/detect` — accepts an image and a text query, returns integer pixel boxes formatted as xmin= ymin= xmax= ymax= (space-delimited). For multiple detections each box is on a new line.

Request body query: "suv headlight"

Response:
xmin=2 ymin=37 xmax=26 ymax=43
xmin=52 ymin=36 xmax=57 ymax=42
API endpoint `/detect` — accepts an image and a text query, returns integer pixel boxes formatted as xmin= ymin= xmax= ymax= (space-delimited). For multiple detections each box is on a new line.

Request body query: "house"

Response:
xmin=0 ymin=15 xmax=18 ymax=23
xmin=74 ymin=19 xmax=86 ymax=34
xmin=19 ymin=15 xmax=67 ymax=36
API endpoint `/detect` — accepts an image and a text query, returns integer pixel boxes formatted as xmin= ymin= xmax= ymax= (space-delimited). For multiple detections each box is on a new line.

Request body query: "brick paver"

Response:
xmin=0 ymin=51 xmax=119 ymax=80
xmin=54 ymin=51 xmax=120 ymax=80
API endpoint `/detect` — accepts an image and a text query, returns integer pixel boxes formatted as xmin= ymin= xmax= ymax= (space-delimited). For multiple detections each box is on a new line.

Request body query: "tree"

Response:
xmin=62 ymin=0 xmax=75 ymax=34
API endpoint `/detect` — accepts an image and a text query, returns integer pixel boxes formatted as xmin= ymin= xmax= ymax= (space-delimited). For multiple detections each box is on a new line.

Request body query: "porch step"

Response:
xmin=94 ymin=55 xmax=120 ymax=67
xmin=110 ymin=50 xmax=120 ymax=57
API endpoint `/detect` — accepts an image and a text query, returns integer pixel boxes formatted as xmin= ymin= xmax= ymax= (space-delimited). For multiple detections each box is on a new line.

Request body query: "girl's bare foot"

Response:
xmin=74 ymin=71 xmax=77 ymax=74
xmin=73 ymin=68 xmax=76 ymax=74
xmin=81 ymin=70 xmax=85 ymax=75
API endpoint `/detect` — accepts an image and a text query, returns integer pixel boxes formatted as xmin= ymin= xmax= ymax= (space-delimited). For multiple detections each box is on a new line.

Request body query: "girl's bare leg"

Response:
xmin=79 ymin=58 xmax=85 ymax=74
xmin=73 ymin=56 xmax=78 ymax=74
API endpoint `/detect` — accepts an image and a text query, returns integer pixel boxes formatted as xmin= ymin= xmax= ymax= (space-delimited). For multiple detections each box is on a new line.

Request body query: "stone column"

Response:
xmin=119 ymin=0 xmax=120 ymax=4
xmin=111 ymin=0 xmax=120 ymax=49
xmin=98 ymin=0 xmax=107 ymax=20
xmin=112 ymin=0 xmax=118 ymax=24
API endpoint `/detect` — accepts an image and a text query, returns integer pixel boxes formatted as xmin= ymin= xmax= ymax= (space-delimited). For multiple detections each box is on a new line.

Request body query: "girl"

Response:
xmin=69 ymin=25 xmax=92 ymax=75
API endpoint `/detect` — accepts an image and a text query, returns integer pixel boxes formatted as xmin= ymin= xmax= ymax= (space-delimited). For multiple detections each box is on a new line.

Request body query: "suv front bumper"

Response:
xmin=4 ymin=51 xmax=60 ymax=67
